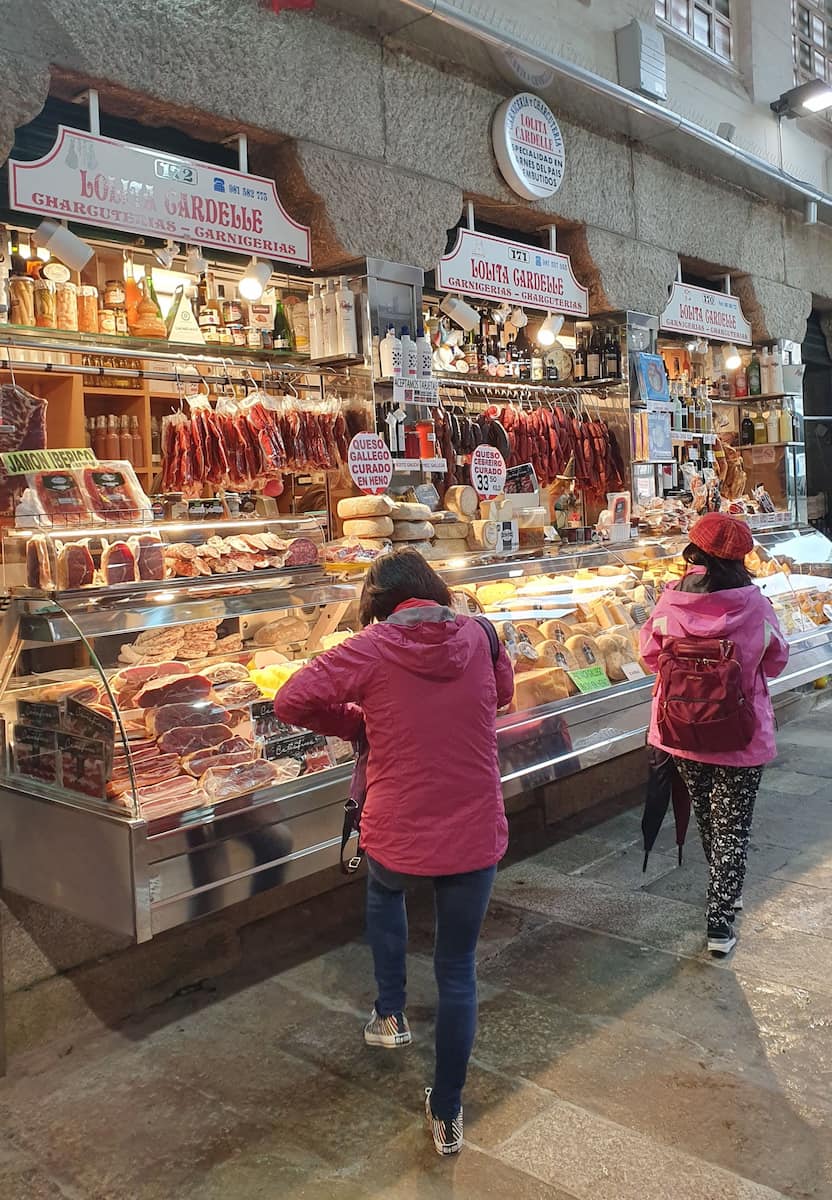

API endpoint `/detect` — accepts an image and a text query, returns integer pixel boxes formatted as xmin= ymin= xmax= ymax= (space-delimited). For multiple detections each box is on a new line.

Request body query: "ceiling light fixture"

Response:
xmin=771 ymin=79 xmax=832 ymax=118
xmin=154 ymin=239 xmax=180 ymax=269
xmin=34 ymin=219 xmax=93 ymax=271
xmin=723 ymin=344 xmax=742 ymax=371
xmin=184 ymin=244 xmax=207 ymax=276
xmin=239 ymin=257 xmax=272 ymax=301
xmin=509 ymin=306 xmax=528 ymax=328
xmin=536 ymin=312 xmax=564 ymax=347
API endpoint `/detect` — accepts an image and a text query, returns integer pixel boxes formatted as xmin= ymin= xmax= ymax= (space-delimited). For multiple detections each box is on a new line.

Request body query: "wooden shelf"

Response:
xmin=711 ymin=393 xmax=793 ymax=404
xmin=739 ymin=442 xmax=801 ymax=450
xmin=82 ymin=386 xmax=146 ymax=398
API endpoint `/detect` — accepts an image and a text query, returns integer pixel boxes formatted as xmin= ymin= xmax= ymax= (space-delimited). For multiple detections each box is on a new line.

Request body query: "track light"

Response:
xmin=537 ymin=312 xmax=564 ymax=347
xmin=509 ymin=306 xmax=528 ymax=328
xmin=154 ymin=239 xmax=180 ymax=269
xmin=34 ymin=219 xmax=93 ymax=271
xmin=239 ymin=257 xmax=272 ymax=301
xmin=184 ymin=244 xmax=207 ymax=276
xmin=723 ymin=344 xmax=742 ymax=371
xmin=439 ymin=293 xmax=480 ymax=332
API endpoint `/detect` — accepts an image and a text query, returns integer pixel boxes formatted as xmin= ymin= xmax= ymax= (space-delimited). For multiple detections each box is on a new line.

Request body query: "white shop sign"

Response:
xmin=9 ymin=126 xmax=311 ymax=266
xmin=660 ymin=282 xmax=751 ymax=346
xmin=437 ymin=228 xmax=588 ymax=316
xmin=348 ymin=433 xmax=393 ymax=495
xmin=471 ymin=444 xmax=507 ymax=500
xmin=492 ymin=92 xmax=565 ymax=200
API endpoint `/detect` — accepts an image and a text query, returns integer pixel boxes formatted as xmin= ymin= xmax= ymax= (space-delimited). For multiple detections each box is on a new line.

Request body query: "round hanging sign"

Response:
xmin=491 ymin=92 xmax=565 ymax=201
xmin=348 ymin=432 xmax=393 ymax=496
xmin=470 ymin=444 xmax=507 ymax=501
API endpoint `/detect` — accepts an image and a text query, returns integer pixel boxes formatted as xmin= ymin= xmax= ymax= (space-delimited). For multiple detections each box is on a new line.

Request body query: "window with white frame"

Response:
xmin=655 ymin=0 xmax=733 ymax=62
xmin=792 ymin=1 xmax=832 ymax=86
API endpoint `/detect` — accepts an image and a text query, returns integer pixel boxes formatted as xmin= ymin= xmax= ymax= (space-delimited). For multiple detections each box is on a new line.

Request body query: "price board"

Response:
xmin=470 ymin=444 xmax=507 ymax=500
xmin=347 ymin=433 xmax=393 ymax=496
xmin=566 ymin=665 xmax=611 ymax=694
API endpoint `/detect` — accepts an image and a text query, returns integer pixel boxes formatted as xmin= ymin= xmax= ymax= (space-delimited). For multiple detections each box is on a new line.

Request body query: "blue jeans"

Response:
xmin=365 ymin=856 xmax=497 ymax=1121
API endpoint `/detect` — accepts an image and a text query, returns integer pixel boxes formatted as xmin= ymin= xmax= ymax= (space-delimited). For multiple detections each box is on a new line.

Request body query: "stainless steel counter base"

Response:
xmin=1 ymin=627 xmax=830 ymax=943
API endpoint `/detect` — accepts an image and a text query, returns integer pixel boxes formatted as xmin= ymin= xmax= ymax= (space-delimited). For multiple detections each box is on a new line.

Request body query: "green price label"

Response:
xmin=567 ymin=665 xmax=611 ymax=694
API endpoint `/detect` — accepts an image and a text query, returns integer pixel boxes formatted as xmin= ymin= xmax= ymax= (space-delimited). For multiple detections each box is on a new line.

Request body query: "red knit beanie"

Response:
xmin=689 ymin=512 xmax=753 ymax=561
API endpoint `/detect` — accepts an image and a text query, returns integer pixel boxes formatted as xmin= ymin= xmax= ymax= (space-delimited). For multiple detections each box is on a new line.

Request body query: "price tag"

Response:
xmin=348 ymin=432 xmax=393 ymax=495
xmin=621 ymin=661 xmax=647 ymax=681
xmin=423 ymin=457 xmax=447 ymax=472
xmin=703 ymin=433 xmax=717 ymax=445
xmin=566 ymin=665 xmax=612 ymax=694
xmin=470 ymin=444 xmax=507 ymax=500
xmin=706 ymin=451 xmax=716 ymax=463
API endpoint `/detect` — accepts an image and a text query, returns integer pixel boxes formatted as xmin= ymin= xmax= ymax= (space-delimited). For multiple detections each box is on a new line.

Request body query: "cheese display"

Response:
xmin=391 ymin=519 xmax=435 ymax=542
xmin=337 ymin=495 xmax=395 ymax=519
xmin=342 ymin=516 xmax=395 ymax=539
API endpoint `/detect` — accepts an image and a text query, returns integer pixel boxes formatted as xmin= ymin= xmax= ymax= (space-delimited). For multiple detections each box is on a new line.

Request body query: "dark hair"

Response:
xmin=358 ymin=548 xmax=453 ymax=626
xmin=681 ymin=543 xmax=754 ymax=593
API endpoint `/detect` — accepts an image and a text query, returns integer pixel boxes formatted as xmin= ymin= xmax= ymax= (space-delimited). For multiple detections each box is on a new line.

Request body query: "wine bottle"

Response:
xmin=273 ymin=296 xmax=294 ymax=351
xmin=574 ymin=329 xmax=587 ymax=382
xmin=604 ymin=331 xmax=620 ymax=378
xmin=586 ymin=326 xmax=601 ymax=380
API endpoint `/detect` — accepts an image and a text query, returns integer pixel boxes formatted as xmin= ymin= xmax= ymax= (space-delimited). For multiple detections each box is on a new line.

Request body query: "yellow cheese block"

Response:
xmin=513 ymin=667 xmax=573 ymax=711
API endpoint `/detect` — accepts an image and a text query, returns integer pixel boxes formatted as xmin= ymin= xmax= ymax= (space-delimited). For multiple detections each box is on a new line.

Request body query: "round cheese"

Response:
xmin=391 ymin=502 xmax=432 ymax=522
xmin=564 ymin=634 xmax=602 ymax=668
xmin=515 ymin=621 xmax=545 ymax=647
xmin=433 ymin=520 xmax=470 ymax=540
xmin=477 ymin=580 xmax=517 ymax=607
xmin=337 ymin=495 xmax=394 ymax=519
xmin=597 ymin=633 xmax=637 ymax=682
xmin=342 ymin=516 xmax=395 ymax=538
xmin=537 ymin=640 xmax=580 ymax=674
xmin=391 ymin=520 xmax=435 ymax=542
xmin=444 ymin=485 xmax=478 ymax=518
xmin=539 ymin=619 xmax=572 ymax=643
xmin=467 ymin=520 xmax=499 ymax=551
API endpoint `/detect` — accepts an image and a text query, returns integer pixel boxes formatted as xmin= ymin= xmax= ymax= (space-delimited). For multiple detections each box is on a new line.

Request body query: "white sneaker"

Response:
xmin=734 ymin=895 xmax=744 ymax=911
xmin=363 ymin=1008 xmax=411 ymax=1048
xmin=425 ymin=1087 xmax=463 ymax=1156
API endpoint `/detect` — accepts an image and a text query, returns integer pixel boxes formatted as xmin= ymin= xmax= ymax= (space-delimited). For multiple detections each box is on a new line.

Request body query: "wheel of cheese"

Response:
xmin=537 ymin=640 xmax=580 ymax=675
xmin=337 ymin=495 xmax=394 ymax=519
xmin=515 ymin=621 xmax=544 ymax=647
xmin=597 ymin=633 xmax=637 ymax=682
xmin=391 ymin=520 xmax=435 ymax=542
xmin=433 ymin=520 xmax=470 ymax=540
xmin=565 ymin=634 xmax=602 ymax=668
xmin=420 ymin=542 xmax=455 ymax=562
xmin=403 ymin=541 xmax=433 ymax=557
xmin=538 ymin=619 xmax=572 ymax=644
xmin=467 ymin=520 xmax=499 ymax=551
xmin=570 ymin=621 xmax=602 ymax=637
xmin=444 ymin=485 xmax=478 ymax=518
xmin=391 ymin=502 xmax=432 ymax=522
xmin=477 ymin=580 xmax=516 ymax=607
xmin=342 ymin=516 xmax=395 ymax=538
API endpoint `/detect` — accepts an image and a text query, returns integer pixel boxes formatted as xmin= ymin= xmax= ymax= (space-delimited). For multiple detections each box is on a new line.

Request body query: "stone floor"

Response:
xmin=2 ymin=710 xmax=832 ymax=1199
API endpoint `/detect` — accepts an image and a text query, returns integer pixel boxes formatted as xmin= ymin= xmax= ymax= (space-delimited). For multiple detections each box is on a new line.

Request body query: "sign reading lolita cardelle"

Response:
xmin=660 ymin=281 xmax=752 ymax=345
xmin=492 ymin=92 xmax=565 ymax=200
xmin=437 ymin=228 xmax=588 ymax=316
xmin=9 ymin=127 xmax=311 ymax=266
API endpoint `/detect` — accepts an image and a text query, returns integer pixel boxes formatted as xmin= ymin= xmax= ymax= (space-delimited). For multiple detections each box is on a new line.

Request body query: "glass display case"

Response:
xmin=1 ymin=529 xmax=831 ymax=942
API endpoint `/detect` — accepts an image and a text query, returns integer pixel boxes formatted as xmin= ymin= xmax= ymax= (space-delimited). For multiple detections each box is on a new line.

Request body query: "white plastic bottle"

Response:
xmin=400 ymin=324 xmax=417 ymax=378
xmin=416 ymin=325 xmax=432 ymax=378
xmin=760 ymin=347 xmax=772 ymax=396
xmin=769 ymin=345 xmax=784 ymax=395
xmin=335 ymin=275 xmax=358 ymax=358
xmin=379 ymin=325 xmax=402 ymax=378
xmin=321 ymin=279 xmax=339 ymax=358
xmin=766 ymin=408 xmax=779 ymax=443
xmin=307 ymin=283 xmax=322 ymax=359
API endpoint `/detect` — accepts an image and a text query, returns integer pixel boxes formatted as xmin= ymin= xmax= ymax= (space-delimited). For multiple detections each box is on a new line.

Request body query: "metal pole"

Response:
xmin=723 ymin=274 xmax=731 ymax=295
xmin=466 ymin=201 xmax=475 ymax=231
xmin=88 ymin=89 xmax=100 ymax=136
xmin=238 ymin=134 xmax=249 ymax=175
xmin=548 ymin=225 xmax=557 ymax=252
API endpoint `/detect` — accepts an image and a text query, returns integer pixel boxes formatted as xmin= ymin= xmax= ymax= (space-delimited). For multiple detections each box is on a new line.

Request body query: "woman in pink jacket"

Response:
xmin=640 ymin=513 xmax=789 ymax=955
xmin=275 ymin=548 xmax=514 ymax=1156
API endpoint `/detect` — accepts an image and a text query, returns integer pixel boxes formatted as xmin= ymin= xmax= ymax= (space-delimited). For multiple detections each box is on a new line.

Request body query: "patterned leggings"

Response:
xmin=673 ymin=759 xmax=763 ymax=929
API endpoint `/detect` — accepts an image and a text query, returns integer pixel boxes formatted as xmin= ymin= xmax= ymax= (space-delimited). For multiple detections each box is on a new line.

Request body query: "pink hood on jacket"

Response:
xmin=640 ymin=580 xmax=790 ymax=766
xmin=274 ymin=605 xmax=515 ymax=876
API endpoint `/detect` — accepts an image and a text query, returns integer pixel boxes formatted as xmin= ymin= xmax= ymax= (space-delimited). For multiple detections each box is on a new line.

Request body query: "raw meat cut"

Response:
xmin=0 ymin=383 xmax=48 ymax=515
xmin=109 ymin=752 xmax=181 ymax=790
xmin=136 ymin=774 xmax=198 ymax=808
xmin=26 ymin=535 xmax=55 ymax=589
xmin=130 ymin=535 xmax=165 ymax=581
xmin=18 ymin=471 xmax=89 ymax=527
xmin=215 ymin=681 xmax=262 ymax=707
xmin=180 ymin=736 xmax=252 ymax=778
xmin=203 ymin=662 xmax=249 ymax=686
xmin=146 ymin=701 xmax=232 ymax=737
xmin=135 ymin=673 xmax=212 ymax=709
xmin=111 ymin=662 xmax=188 ymax=708
xmin=101 ymin=540 xmax=137 ymax=585
xmin=156 ymin=723 xmax=234 ymax=755
xmin=55 ymin=540 xmax=95 ymax=590
xmin=199 ymin=758 xmax=278 ymax=802
xmin=181 ymin=748 xmax=255 ymax=778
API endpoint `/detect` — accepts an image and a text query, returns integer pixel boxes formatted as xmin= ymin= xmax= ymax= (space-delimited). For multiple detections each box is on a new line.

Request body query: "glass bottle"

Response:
xmin=92 ymin=415 xmax=108 ymax=460
xmin=573 ymin=329 xmax=587 ymax=382
xmin=104 ymin=414 xmax=120 ymax=460
xmin=130 ymin=415 xmax=144 ymax=468
xmin=119 ymin=414 xmax=133 ymax=460
xmin=272 ymin=296 xmax=294 ymax=351
xmin=586 ymin=326 xmax=602 ymax=380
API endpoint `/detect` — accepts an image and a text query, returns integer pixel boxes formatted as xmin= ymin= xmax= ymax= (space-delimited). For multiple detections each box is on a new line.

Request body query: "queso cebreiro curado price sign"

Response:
xmin=471 ymin=444 xmax=507 ymax=501
xmin=348 ymin=433 xmax=393 ymax=496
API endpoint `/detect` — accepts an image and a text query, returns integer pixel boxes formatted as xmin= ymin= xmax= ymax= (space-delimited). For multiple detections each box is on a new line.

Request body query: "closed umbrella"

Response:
xmin=642 ymin=745 xmax=691 ymax=871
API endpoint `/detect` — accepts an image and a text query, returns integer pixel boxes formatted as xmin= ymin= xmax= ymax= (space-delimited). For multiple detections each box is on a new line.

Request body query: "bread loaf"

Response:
xmin=444 ymin=485 xmax=478 ymax=518
xmin=391 ymin=520 xmax=435 ymax=542
xmin=467 ymin=520 xmax=499 ymax=551
xmin=564 ymin=634 xmax=601 ymax=668
xmin=433 ymin=520 xmax=470 ymax=540
xmin=342 ymin=516 xmax=395 ymax=538
xmin=513 ymin=667 xmax=572 ymax=711
xmin=337 ymin=495 xmax=394 ymax=519
xmin=391 ymin=502 xmax=432 ymax=522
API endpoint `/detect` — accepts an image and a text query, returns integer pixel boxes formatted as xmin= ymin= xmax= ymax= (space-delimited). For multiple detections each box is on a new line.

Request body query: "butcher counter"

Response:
xmin=0 ymin=523 xmax=831 ymax=942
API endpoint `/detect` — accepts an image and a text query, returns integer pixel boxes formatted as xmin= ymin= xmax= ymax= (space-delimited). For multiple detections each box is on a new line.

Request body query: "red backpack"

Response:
xmin=655 ymin=637 xmax=756 ymax=754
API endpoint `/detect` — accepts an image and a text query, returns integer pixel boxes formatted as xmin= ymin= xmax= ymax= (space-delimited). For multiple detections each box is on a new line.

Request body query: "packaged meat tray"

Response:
xmin=16 ymin=470 xmax=95 ymax=528
xmin=77 ymin=462 xmax=152 ymax=523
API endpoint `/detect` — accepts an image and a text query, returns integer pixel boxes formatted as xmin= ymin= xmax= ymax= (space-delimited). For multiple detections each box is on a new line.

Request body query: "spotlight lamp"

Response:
xmin=537 ymin=311 xmax=564 ymax=347
xmin=184 ymin=244 xmax=208 ymax=276
xmin=154 ymin=239 xmax=181 ymax=269
xmin=239 ymin=257 xmax=273 ymax=301
xmin=723 ymin=344 xmax=742 ymax=371
xmin=771 ymin=79 xmax=832 ymax=118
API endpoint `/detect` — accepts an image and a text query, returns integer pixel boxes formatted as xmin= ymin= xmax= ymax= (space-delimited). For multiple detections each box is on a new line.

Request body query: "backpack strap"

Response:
xmin=474 ymin=614 xmax=500 ymax=665
xmin=340 ymin=797 xmax=364 ymax=875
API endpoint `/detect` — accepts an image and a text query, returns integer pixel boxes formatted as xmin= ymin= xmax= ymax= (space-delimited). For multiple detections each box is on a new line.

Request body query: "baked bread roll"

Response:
xmin=338 ymin=495 xmax=394 ymax=519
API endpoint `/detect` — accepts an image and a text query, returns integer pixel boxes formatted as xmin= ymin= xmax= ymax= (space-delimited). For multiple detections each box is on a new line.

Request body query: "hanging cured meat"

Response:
xmin=0 ymin=383 xmax=48 ymax=516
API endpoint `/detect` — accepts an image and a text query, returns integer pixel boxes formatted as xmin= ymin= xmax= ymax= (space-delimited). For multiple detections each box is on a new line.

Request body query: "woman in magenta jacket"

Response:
xmin=275 ymin=548 xmax=514 ymax=1156
xmin=640 ymin=513 xmax=789 ymax=955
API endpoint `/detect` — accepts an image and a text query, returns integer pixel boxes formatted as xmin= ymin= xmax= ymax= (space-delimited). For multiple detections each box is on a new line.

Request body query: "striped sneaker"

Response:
xmin=425 ymin=1087 xmax=464 ymax=1156
xmin=363 ymin=1008 xmax=411 ymax=1048
xmin=734 ymin=894 xmax=744 ymax=912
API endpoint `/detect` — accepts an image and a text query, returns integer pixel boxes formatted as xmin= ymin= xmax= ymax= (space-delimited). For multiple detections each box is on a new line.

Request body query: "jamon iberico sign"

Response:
xmin=9 ymin=127 xmax=311 ymax=266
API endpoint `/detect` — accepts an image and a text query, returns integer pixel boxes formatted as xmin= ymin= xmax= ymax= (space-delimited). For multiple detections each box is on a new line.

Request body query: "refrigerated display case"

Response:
xmin=1 ymin=528 xmax=831 ymax=942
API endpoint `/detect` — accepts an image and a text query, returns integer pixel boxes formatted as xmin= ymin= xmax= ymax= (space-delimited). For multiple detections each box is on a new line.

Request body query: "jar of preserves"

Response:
xmin=104 ymin=279 xmax=125 ymax=306
xmin=222 ymin=298 xmax=244 ymax=325
xmin=98 ymin=308 xmax=117 ymax=335
xmin=9 ymin=276 xmax=35 ymax=327
xmin=113 ymin=306 xmax=128 ymax=335
xmin=77 ymin=286 xmax=99 ymax=334
xmin=34 ymin=279 xmax=57 ymax=328
xmin=55 ymin=280 xmax=78 ymax=332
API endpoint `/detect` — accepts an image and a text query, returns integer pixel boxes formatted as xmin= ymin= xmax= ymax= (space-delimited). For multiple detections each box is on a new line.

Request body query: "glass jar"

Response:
xmin=104 ymin=279 xmax=125 ymax=306
xmin=34 ymin=279 xmax=57 ymax=328
xmin=77 ymin=286 xmax=99 ymax=334
xmin=9 ymin=276 xmax=34 ymax=327
xmin=98 ymin=308 xmax=117 ymax=335
xmin=222 ymin=298 xmax=244 ymax=325
xmin=113 ymin=306 xmax=128 ymax=335
xmin=55 ymin=280 xmax=78 ymax=332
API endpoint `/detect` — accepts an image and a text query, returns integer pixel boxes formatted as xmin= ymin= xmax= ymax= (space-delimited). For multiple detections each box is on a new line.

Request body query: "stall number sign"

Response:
xmin=437 ymin=228 xmax=588 ymax=316
xmin=348 ymin=432 xmax=393 ymax=495
xmin=471 ymin=444 xmax=507 ymax=500
xmin=660 ymin=282 xmax=752 ymax=346
xmin=492 ymin=92 xmax=565 ymax=201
